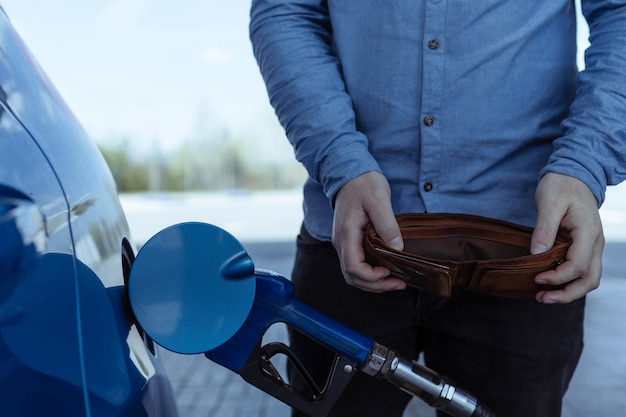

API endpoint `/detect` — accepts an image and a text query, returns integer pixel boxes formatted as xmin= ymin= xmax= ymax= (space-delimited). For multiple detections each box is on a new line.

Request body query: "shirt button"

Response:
xmin=423 ymin=182 xmax=433 ymax=192
xmin=428 ymin=39 xmax=439 ymax=50
xmin=423 ymin=115 xmax=435 ymax=126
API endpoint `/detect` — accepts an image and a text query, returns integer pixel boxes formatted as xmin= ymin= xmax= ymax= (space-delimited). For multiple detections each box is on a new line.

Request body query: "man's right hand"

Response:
xmin=331 ymin=171 xmax=407 ymax=293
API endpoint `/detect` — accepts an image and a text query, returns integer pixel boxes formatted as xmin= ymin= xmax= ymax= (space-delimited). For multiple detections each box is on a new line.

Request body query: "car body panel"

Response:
xmin=0 ymin=6 xmax=179 ymax=416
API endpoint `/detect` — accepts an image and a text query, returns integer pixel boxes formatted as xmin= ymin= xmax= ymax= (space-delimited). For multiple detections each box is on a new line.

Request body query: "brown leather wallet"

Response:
xmin=363 ymin=213 xmax=570 ymax=299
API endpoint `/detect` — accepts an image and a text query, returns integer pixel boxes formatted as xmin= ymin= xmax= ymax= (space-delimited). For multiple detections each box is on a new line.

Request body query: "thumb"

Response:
xmin=531 ymin=212 xmax=559 ymax=255
xmin=386 ymin=234 xmax=404 ymax=251
xmin=370 ymin=213 xmax=403 ymax=251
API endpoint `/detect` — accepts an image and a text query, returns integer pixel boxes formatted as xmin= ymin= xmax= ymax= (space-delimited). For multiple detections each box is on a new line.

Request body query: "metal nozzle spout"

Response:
xmin=361 ymin=343 xmax=496 ymax=417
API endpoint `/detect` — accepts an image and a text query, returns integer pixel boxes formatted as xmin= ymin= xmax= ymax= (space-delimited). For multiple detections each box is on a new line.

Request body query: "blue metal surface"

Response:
xmin=1 ymin=254 xmax=133 ymax=414
xmin=0 ymin=6 xmax=178 ymax=416
xmin=128 ymin=222 xmax=257 ymax=354
xmin=0 ymin=194 xmax=44 ymax=281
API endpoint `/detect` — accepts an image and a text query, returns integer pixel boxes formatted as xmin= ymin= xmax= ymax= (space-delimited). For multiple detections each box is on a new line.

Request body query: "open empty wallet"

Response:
xmin=364 ymin=213 xmax=571 ymax=299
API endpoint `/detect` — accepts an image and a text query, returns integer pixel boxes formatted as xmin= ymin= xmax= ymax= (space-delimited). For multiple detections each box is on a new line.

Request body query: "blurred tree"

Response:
xmin=99 ymin=139 xmax=150 ymax=192
xmin=98 ymin=134 xmax=305 ymax=193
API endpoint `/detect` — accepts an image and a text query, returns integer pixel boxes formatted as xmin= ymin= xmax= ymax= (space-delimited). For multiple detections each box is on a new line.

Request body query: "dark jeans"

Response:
xmin=288 ymin=226 xmax=585 ymax=417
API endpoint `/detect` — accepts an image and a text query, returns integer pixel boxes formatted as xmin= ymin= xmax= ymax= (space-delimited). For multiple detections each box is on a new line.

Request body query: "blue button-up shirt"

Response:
xmin=250 ymin=0 xmax=626 ymax=241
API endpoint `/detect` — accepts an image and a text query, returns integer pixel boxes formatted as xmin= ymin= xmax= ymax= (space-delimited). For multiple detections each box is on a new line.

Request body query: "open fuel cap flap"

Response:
xmin=128 ymin=222 xmax=256 ymax=354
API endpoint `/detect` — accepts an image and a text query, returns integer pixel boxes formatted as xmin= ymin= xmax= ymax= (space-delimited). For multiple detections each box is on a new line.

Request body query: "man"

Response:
xmin=249 ymin=1 xmax=624 ymax=416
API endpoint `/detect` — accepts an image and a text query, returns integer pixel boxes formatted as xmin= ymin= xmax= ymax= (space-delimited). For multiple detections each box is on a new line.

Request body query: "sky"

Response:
xmin=0 ymin=0 xmax=291 ymax=161
xmin=0 ymin=1 xmax=590 ymax=161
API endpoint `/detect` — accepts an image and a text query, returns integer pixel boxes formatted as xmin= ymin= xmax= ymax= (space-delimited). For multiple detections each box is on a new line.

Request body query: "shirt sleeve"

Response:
xmin=249 ymin=0 xmax=381 ymax=202
xmin=541 ymin=0 xmax=626 ymax=206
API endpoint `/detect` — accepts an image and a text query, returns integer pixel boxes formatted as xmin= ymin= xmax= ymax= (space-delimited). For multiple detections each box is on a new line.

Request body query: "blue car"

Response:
xmin=0 ymin=6 xmax=179 ymax=416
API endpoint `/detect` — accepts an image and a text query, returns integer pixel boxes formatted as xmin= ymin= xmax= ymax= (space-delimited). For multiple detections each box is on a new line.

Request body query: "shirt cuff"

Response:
xmin=539 ymin=160 xmax=606 ymax=207
xmin=316 ymin=133 xmax=382 ymax=203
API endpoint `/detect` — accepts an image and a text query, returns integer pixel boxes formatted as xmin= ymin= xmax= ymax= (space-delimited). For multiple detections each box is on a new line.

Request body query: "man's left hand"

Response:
xmin=531 ymin=172 xmax=605 ymax=303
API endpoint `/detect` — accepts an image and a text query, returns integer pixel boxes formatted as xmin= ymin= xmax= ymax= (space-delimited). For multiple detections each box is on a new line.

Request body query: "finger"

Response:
xmin=536 ymin=229 xmax=603 ymax=303
xmin=345 ymin=270 xmax=408 ymax=293
xmin=367 ymin=205 xmax=404 ymax=251
xmin=535 ymin=208 xmax=603 ymax=284
xmin=535 ymin=233 xmax=592 ymax=286
xmin=332 ymin=212 xmax=405 ymax=292
xmin=338 ymin=224 xmax=406 ymax=292
xmin=536 ymin=253 xmax=602 ymax=303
